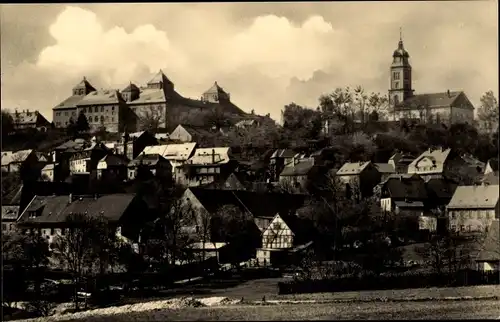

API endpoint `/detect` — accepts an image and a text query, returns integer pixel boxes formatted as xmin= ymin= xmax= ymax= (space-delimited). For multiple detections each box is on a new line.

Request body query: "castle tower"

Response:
xmin=389 ymin=28 xmax=413 ymax=109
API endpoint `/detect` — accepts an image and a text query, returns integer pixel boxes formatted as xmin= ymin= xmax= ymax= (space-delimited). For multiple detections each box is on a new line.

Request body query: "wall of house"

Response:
xmin=70 ymin=158 xmax=90 ymax=174
xmin=428 ymin=107 xmax=452 ymax=124
xmin=42 ymin=169 xmax=54 ymax=182
xmin=53 ymin=108 xmax=77 ymax=128
xmin=170 ymin=127 xmax=193 ymax=143
xmin=448 ymin=208 xmax=497 ymax=232
xmin=380 ymin=197 xmax=392 ymax=212
xmin=451 ymin=94 xmax=475 ymax=124
xmin=418 ymin=215 xmax=437 ymax=232
xmin=262 ymin=216 xmax=294 ymax=249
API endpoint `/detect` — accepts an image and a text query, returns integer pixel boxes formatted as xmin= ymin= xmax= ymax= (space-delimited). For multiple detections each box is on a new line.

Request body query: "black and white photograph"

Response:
xmin=1 ymin=1 xmax=499 ymax=320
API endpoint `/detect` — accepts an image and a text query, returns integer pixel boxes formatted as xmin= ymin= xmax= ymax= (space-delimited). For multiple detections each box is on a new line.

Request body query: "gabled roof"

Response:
xmin=336 ymin=161 xmax=372 ymax=175
xmin=42 ymin=163 xmax=56 ymax=171
xmin=382 ymin=175 xmax=428 ymax=200
xmin=122 ymin=82 xmax=140 ymax=92
xmin=187 ymin=147 xmax=231 ymax=165
xmin=127 ymin=88 xmax=168 ymax=105
xmin=374 ymin=163 xmax=396 ymax=174
xmin=18 ymin=194 xmax=137 ymax=224
xmin=408 ymin=147 xmax=451 ymax=174
xmin=203 ymin=81 xmax=229 ymax=96
xmin=77 ymin=90 xmax=121 ymax=106
xmin=447 ymin=185 xmax=500 ymax=209
xmin=271 ymin=149 xmax=296 ymax=159
xmin=97 ymin=154 xmax=129 ymax=169
xmin=142 ymin=143 xmax=197 ymax=161
xmin=128 ymin=153 xmax=170 ymax=167
xmin=171 ymin=124 xmax=214 ymax=139
xmin=280 ymin=159 xmax=315 ymax=176
xmin=186 ymin=187 xmax=306 ymax=218
xmin=200 ymin=172 xmax=247 ymax=191
xmin=11 ymin=111 xmax=45 ymax=125
xmin=476 ymin=220 xmax=500 ymax=262
xmin=397 ymin=91 xmax=466 ymax=111
xmin=1 ymin=149 xmax=33 ymax=166
xmin=54 ymin=95 xmax=85 ymax=110
xmin=2 ymin=205 xmax=20 ymax=221
xmin=147 ymin=70 xmax=174 ymax=86
xmin=72 ymin=77 xmax=96 ymax=92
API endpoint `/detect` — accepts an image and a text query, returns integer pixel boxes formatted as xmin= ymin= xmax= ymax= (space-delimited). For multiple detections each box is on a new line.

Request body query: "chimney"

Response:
xmin=212 ymin=149 xmax=216 ymax=164
xmin=447 ymin=90 xmax=451 ymax=97
xmin=69 ymin=193 xmax=73 ymax=204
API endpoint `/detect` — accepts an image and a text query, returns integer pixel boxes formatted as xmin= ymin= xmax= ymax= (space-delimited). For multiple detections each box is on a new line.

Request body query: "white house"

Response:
xmin=447 ymin=185 xmax=499 ymax=233
xmin=407 ymin=147 xmax=453 ymax=181
xmin=142 ymin=142 xmax=197 ymax=176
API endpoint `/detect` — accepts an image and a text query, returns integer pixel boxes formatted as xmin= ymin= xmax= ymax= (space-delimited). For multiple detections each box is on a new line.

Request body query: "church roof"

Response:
xmin=72 ymin=77 xmax=96 ymax=92
xmin=393 ymin=39 xmax=409 ymax=58
xmin=397 ymin=91 xmax=465 ymax=110
xmin=77 ymin=89 xmax=121 ymax=106
xmin=147 ymin=70 xmax=173 ymax=86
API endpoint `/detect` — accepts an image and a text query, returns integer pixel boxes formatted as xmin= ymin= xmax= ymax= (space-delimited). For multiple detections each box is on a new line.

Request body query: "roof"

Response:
xmin=42 ymin=163 xmax=56 ymax=171
xmin=374 ymin=163 xmax=396 ymax=174
xmin=11 ymin=111 xmax=43 ymax=125
xmin=127 ymin=131 xmax=146 ymax=139
xmin=171 ymin=124 xmax=214 ymax=140
xmin=18 ymin=194 xmax=137 ymax=224
xmin=271 ymin=149 xmax=296 ymax=159
xmin=72 ymin=77 xmax=96 ymax=92
xmin=382 ymin=176 xmax=428 ymax=200
xmin=122 ymin=82 xmax=140 ymax=92
xmin=54 ymin=139 xmax=87 ymax=151
xmin=394 ymin=200 xmax=425 ymax=208
xmin=476 ymin=220 xmax=500 ymax=262
xmin=53 ymin=95 xmax=85 ymax=110
xmin=2 ymin=184 xmax=23 ymax=205
xmin=187 ymin=187 xmax=306 ymax=218
xmin=336 ymin=161 xmax=372 ymax=175
xmin=487 ymin=158 xmax=499 ymax=172
xmin=447 ymin=185 xmax=499 ymax=209
xmin=408 ymin=147 xmax=451 ymax=174
xmin=128 ymin=153 xmax=170 ymax=167
xmin=128 ymin=88 xmax=167 ymax=105
xmin=97 ymin=154 xmax=129 ymax=169
xmin=396 ymin=91 xmax=466 ymax=111
xmin=425 ymin=178 xmax=458 ymax=200
xmin=187 ymin=147 xmax=231 ymax=165
xmin=147 ymin=70 xmax=173 ymax=86
xmin=142 ymin=143 xmax=197 ymax=161
xmin=201 ymin=173 xmax=247 ymax=191
xmin=77 ymin=90 xmax=121 ymax=106
xmin=203 ymin=81 xmax=229 ymax=97
xmin=280 ymin=159 xmax=315 ymax=176
xmin=2 ymin=205 xmax=20 ymax=221
xmin=481 ymin=172 xmax=499 ymax=185
xmin=235 ymin=119 xmax=258 ymax=127
xmin=1 ymin=149 xmax=33 ymax=166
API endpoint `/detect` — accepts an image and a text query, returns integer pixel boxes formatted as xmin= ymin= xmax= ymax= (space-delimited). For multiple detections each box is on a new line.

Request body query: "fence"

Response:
xmin=278 ymin=270 xmax=499 ymax=295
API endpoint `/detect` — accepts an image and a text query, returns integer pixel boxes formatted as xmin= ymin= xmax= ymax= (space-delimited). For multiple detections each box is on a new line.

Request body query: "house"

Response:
xmin=388 ymin=152 xmax=416 ymax=174
xmin=169 ymin=124 xmax=214 ymax=143
xmin=1 ymin=149 xmax=38 ymax=173
xmin=256 ymin=214 xmax=314 ymax=267
xmin=279 ymin=158 xmax=325 ymax=192
xmin=16 ymin=193 xmax=151 ymax=247
xmin=379 ymin=174 xmax=428 ymax=214
xmin=142 ymin=142 xmax=197 ymax=176
xmin=407 ymin=147 xmax=457 ymax=181
xmin=127 ymin=153 xmax=172 ymax=181
xmin=177 ymin=147 xmax=237 ymax=187
xmin=116 ymin=130 xmax=158 ymax=161
xmin=374 ymin=163 xmax=396 ymax=182
xmin=336 ymin=161 xmax=381 ymax=199
xmin=96 ymin=154 xmax=129 ymax=181
xmin=424 ymin=178 xmax=458 ymax=212
xmin=1 ymin=185 xmax=24 ymax=233
xmin=484 ymin=158 xmax=499 ymax=175
xmin=200 ymin=172 xmax=248 ymax=191
xmin=269 ymin=149 xmax=297 ymax=182
xmin=475 ymin=219 xmax=499 ymax=272
xmin=10 ymin=109 xmax=51 ymax=131
xmin=154 ymin=133 xmax=170 ymax=141
xmin=447 ymin=185 xmax=500 ymax=233
xmin=69 ymin=142 xmax=109 ymax=175
xmin=40 ymin=163 xmax=57 ymax=182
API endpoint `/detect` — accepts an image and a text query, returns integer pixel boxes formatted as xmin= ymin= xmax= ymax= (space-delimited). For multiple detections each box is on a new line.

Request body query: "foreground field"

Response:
xmin=55 ymin=300 xmax=500 ymax=321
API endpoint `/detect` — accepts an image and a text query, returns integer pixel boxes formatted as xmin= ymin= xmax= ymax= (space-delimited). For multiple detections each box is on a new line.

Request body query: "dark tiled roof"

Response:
xmin=396 ymin=91 xmax=464 ymax=111
xmin=128 ymin=153 xmax=169 ymax=167
xmin=188 ymin=187 xmax=306 ymax=218
xmin=476 ymin=220 xmax=500 ymax=262
xmin=175 ymin=124 xmax=214 ymax=138
xmin=53 ymin=95 xmax=85 ymax=110
xmin=271 ymin=149 xmax=296 ymax=159
xmin=18 ymin=194 xmax=137 ymax=224
xmin=73 ymin=77 xmax=96 ymax=92
xmin=99 ymin=154 xmax=129 ymax=167
xmin=425 ymin=178 xmax=458 ymax=200
xmin=384 ymin=176 xmax=428 ymax=200
xmin=203 ymin=81 xmax=229 ymax=97
xmin=200 ymin=173 xmax=247 ymax=191
xmin=147 ymin=70 xmax=174 ymax=86
xmin=122 ymin=83 xmax=140 ymax=92
xmin=280 ymin=160 xmax=315 ymax=176
xmin=374 ymin=163 xmax=396 ymax=174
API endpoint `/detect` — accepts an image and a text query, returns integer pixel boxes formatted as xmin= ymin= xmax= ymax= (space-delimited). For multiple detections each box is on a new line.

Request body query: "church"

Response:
xmin=389 ymin=32 xmax=475 ymax=124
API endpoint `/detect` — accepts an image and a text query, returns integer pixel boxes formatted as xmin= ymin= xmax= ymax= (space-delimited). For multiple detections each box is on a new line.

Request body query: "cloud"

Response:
xmin=1 ymin=3 xmax=498 ymax=123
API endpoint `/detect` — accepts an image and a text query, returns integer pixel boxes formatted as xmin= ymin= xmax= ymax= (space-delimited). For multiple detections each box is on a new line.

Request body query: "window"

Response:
xmin=112 ymin=106 xmax=115 ymax=111
xmin=112 ymin=111 xmax=115 ymax=115
xmin=72 ymin=111 xmax=76 ymax=116
xmin=101 ymin=106 xmax=104 ymax=112
xmin=95 ymin=106 xmax=99 ymax=113
xmin=56 ymin=122 xmax=61 ymax=126
xmin=50 ymin=228 xmax=55 ymax=235
xmin=393 ymin=96 xmax=399 ymax=105
xmin=451 ymin=212 xmax=456 ymax=219
xmin=467 ymin=225 xmax=472 ymax=232
xmin=395 ymin=82 xmax=399 ymax=89
xmin=460 ymin=225 xmax=465 ymax=232
xmin=94 ymin=116 xmax=98 ymax=122
xmin=64 ymin=112 xmax=69 ymax=116
xmin=393 ymin=72 xmax=400 ymax=80
xmin=112 ymin=117 xmax=114 ymax=122
xmin=56 ymin=112 xmax=60 ymax=116
xmin=2 ymin=224 xmax=6 ymax=231
xmin=100 ymin=115 xmax=104 ymax=122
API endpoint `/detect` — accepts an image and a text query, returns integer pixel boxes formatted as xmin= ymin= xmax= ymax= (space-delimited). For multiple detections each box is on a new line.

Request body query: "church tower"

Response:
xmin=389 ymin=29 xmax=413 ymax=109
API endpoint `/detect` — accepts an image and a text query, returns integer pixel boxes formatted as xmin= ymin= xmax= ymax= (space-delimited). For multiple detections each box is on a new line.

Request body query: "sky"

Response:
xmin=1 ymin=2 xmax=498 ymax=122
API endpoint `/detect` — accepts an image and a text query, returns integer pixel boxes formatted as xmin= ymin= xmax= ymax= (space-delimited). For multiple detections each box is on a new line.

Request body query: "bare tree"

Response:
xmin=367 ymin=92 xmax=389 ymax=121
xmin=195 ymin=208 xmax=213 ymax=264
xmin=477 ymin=91 xmax=499 ymax=133
xmin=138 ymin=104 xmax=166 ymax=133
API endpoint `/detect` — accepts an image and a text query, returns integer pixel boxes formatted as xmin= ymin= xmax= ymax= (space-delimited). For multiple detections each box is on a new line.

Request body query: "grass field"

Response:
xmin=56 ymin=300 xmax=500 ymax=321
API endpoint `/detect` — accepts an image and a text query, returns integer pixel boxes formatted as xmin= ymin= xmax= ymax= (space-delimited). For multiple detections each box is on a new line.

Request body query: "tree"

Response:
xmin=319 ymin=87 xmax=355 ymax=135
xmin=282 ymin=103 xmax=322 ymax=141
xmin=52 ymin=213 xmax=116 ymax=310
xmin=76 ymin=111 xmax=90 ymax=133
xmin=354 ymin=86 xmax=369 ymax=125
xmin=203 ymin=106 xmax=232 ymax=131
xmin=477 ymin=91 xmax=499 ymax=133
xmin=195 ymin=208 xmax=213 ymax=264
xmin=2 ymin=109 xmax=14 ymax=138
xmin=138 ymin=105 xmax=166 ymax=133
xmin=367 ymin=92 xmax=389 ymax=121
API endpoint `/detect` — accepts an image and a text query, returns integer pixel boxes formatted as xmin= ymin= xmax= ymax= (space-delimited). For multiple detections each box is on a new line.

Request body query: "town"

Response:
xmin=2 ymin=19 xmax=500 ymax=322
